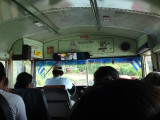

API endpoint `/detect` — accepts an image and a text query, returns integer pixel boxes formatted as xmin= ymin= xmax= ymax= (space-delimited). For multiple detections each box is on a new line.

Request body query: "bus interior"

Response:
xmin=1 ymin=0 xmax=160 ymax=119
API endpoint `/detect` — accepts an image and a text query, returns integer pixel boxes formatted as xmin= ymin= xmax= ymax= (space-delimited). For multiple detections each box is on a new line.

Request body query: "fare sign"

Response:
xmin=34 ymin=50 xmax=42 ymax=57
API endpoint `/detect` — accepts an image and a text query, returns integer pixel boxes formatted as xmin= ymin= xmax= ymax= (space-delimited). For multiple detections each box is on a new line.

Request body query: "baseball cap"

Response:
xmin=53 ymin=65 xmax=63 ymax=71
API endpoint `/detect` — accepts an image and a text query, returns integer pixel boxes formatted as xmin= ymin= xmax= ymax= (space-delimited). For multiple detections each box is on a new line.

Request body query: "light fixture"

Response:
xmin=34 ymin=21 xmax=44 ymax=27
xmin=103 ymin=16 xmax=110 ymax=22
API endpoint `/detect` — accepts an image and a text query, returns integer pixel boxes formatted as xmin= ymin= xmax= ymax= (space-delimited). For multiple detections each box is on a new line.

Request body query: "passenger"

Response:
xmin=93 ymin=66 xmax=119 ymax=85
xmin=0 ymin=62 xmax=27 ymax=120
xmin=69 ymin=79 xmax=160 ymax=120
xmin=14 ymin=72 xmax=32 ymax=88
xmin=143 ymin=72 xmax=160 ymax=86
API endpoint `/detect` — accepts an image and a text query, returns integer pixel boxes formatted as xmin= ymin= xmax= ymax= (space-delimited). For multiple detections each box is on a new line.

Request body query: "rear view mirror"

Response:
xmin=53 ymin=52 xmax=90 ymax=61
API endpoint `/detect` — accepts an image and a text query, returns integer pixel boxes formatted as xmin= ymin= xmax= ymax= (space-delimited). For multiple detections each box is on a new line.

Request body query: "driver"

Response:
xmin=45 ymin=65 xmax=75 ymax=106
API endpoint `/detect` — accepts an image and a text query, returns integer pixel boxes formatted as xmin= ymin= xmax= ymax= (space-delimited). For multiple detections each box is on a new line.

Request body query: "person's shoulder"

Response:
xmin=0 ymin=91 xmax=23 ymax=103
xmin=46 ymin=77 xmax=54 ymax=81
xmin=6 ymin=92 xmax=22 ymax=100
xmin=61 ymin=77 xmax=69 ymax=81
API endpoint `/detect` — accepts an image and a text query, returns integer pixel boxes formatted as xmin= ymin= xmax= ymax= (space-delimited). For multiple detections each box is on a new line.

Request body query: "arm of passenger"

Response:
xmin=16 ymin=97 xmax=27 ymax=120
xmin=45 ymin=79 xmax=48 ymax=86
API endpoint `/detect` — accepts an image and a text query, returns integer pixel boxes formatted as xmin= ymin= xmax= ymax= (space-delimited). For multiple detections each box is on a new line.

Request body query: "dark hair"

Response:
xmin=69 ymin=79 xmax=160 ymax=120
xmin=14 ymin=72 xmax=32 ymax=88
xmin=143 ymin=72 xmax=160 ymax=86
xmin=3 ymin=78 xmax=8 ymax=87
xmin=52 ymin=70 xmax=63 ymax=76
xmin=0 ymin=62 xmax=6 ymax=82
xmin=94 ymin=66 xmax=119 ymax=85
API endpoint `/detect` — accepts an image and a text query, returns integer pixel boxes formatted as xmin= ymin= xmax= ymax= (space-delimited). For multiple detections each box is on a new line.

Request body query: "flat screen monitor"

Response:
xmin=53 ymin=52 xmax=90 ymax=61
xmin=58 ymin=53 xmax=77 ymax=60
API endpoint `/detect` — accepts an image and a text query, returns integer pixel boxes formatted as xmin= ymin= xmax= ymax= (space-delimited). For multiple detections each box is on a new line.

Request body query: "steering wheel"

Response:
xmin=71 ymin=83 xmax=77 ymax=98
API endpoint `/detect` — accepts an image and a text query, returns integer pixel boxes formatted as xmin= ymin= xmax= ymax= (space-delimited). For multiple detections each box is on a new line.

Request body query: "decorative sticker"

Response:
xmin=69 ymin=41 xmax=77 ymax=51
xmin=80 ymin=35 xmax=89 ymax=38
xmin=38 ymin=64 xmax=45 ymax=74
xmin=47 ymin=46 xmax=54 ymax=54
xmin=131 ymin=59 xmax=141 ymax=71
xmin=34 ymin=50 xmax=42 ymax=57
xmin=99 ymin=41 xmax=107 ymax=51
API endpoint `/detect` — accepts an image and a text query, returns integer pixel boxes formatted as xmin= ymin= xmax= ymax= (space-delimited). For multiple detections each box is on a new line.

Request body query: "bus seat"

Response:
xmin=12 ymin=88 xmax=51 ymax=120
xmin=44 ymin=85 xmax=65 ymax=89
xmin=44 ymin=88 xmax=71 ymax=120
xmin=0 ymin=94 xmax=13 ymax=120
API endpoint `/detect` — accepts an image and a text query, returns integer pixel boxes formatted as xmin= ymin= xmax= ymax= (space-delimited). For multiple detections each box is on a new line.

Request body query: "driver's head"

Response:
xmin=52 ymin=65 xmax=64 ymax=77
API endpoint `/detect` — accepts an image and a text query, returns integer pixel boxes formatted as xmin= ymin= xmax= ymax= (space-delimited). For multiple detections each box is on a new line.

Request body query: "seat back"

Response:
xmin=0 ymin=94 xmax=13 ymax=120
xmin=12 ymin=88 xmax=51 ymax=120
xmin=44 ymin=85 xmax=65 ymax=89
xmin=44 ymin=88 xmax=71 ymax=120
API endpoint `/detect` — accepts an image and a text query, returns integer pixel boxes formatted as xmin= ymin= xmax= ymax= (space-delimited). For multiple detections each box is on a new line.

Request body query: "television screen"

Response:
xmin=58 ymin=53 xmax=77 ymax=60
xmin=53 ymin=52 xmax=90 ymax=61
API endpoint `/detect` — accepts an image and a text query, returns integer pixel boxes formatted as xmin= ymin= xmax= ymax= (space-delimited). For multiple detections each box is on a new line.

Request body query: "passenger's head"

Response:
xmin=94 ymin=66 xmax=119 ymax=85
xmin=143 ymin=72 xmax=160 ymax=86
xmin=3 ymin=77 xmax=8 ymax=90
xmin=0 ymin=62 xmax=6 ymax=89
xmin=0 ymin=62 xmax=6 ymax=81
xmin=14 ymin=72 xmax=32 ymax=88
xmin=52 ymin=65 xmax=64 ymax=77
xmin=69 ymin=79 xmax=160 ymax=120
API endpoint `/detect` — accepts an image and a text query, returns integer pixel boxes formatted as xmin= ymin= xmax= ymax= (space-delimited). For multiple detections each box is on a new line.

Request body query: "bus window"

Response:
xmin=141 ymin=51 xmax=153 ymax=77
xmin=24 ymin=61 xmax=31 ymax=74
xmin=13 ymin=61 xmax=31 ymax=85
xmin=144 ymin=56 xmax=153 ymax=74
xmin=36 ymin=60 xmax=87 ymax=87
xmin=62 ymin=60 xmax=87 ymax=86
xmin=35 ymin=56 xmax=142 ymax=87
xmin=88 ymin=57 xmax=142 ymax=85
xmin=13 ymin=61 xmax=24 ymax=85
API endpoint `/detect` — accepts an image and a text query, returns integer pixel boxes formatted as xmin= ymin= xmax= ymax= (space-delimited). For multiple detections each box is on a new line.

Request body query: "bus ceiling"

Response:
xmin=1 ymin=0 xmax=160 ymax=59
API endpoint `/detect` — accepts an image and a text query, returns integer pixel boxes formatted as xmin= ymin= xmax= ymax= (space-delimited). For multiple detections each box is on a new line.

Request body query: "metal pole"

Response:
xmin=8 ymin=51 xmax=13 ymax=88
xmin=89 ymin=0 xmax=100 ymax=31
xmin=86 ymin=60 xmax=89 ymax=86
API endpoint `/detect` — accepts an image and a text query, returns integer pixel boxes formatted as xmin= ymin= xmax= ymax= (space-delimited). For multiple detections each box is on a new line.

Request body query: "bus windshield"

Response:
xmin=36 ymin=56 xmax=142 ymax=87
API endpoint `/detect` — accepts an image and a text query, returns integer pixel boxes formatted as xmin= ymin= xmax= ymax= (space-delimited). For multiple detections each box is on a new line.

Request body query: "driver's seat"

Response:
xmin=44 ymin=88 xmax=71 ymax=120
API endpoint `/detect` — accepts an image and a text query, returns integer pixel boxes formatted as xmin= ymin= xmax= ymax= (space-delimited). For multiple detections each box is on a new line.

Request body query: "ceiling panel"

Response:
xmin=1 ymin=0 xmax=160 ymax=25
xmin=0 ymin=7 xmax=160 ymax=52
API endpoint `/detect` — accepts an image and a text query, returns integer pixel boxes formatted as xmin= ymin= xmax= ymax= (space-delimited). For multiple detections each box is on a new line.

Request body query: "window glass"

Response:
xmin=36 ymin=60 xmax=87 ymax=87
xmin=13 ymin=61 xmax=31 ymax=85
xmin=13 ymin=61 xmax=24 ymax=85
xmin=35 ymin=57 xmax=142 ymax=87
xmin=63 ymin=61 xmax=87 ymax=86
xmin=88 ymin=57 xmax=142 ymax=85
xmin=144 ymin=55 xmax=153 ymax=75
xmin=24 ymin=61 xmax=31 ymax=74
